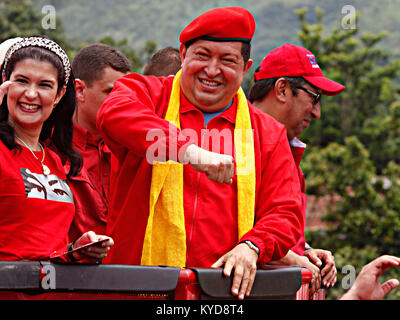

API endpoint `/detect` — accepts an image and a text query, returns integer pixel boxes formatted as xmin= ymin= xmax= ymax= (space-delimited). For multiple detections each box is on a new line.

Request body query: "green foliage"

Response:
xmin=359 ymin=102 xmax=400 ymax=172
xmin=297 ymin=7 xmax=400 ymax=154
xmin=296 ymin=12 xmax=400 ymax=299
xmin=0 ymin=0 xmax=72 ymax=53
xmin=304 ymin=137 xmax=400 ymax=299
xmin=0 ymin=1 xmax=157 ymax=73
xmin=97 ymin=36 xmax=142 ymax=72
xmin=33 ymin=0 xmax=400 ymax=64
xmin=97 ymin=37 xmax=157 ymax=72
xmin=297 ymin=11 xmax=400 ymax=298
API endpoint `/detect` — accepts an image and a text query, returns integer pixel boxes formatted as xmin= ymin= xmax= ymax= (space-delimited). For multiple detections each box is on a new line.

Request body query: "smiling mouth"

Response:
xmin=199 ymin=78 xmax=221 ymax=88
xmin=19 ymin=102 xmax=40 ymax=112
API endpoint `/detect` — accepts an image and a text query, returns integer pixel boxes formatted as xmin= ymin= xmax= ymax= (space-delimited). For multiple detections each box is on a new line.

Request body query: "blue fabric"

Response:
xmin=202 ymin=99 xmax=233 ymax=125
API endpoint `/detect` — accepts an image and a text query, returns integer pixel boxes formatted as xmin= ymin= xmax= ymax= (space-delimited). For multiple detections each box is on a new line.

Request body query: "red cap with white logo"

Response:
xmin=253 ymin=43 xmax=345 ymax=95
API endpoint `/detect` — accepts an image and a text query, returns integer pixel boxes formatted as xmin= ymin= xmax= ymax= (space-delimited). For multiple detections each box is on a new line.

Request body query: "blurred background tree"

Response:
xmin=296 ymin=7 xmax=400 ymax=162
xmin=0 ymin=0 xmax=157 ymax=72
xmin=297 ymin=7 xmax=400 ymax=299
xmin=0 ymin=0 xmax=72 ymax=52
xmin=96 ymin=37 xmax=157 ymax=72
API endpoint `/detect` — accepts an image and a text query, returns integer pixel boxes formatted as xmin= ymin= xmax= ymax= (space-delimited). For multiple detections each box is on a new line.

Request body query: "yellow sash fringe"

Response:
xmin=141 ymin=70 xmax=255 ymax=267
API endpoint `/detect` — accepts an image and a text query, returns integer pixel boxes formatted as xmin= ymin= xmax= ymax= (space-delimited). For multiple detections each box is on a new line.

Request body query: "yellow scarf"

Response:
xmin=141 ymin=70 xmax=255 ymax=267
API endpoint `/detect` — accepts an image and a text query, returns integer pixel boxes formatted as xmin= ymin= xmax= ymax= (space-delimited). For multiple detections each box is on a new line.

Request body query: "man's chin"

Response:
xmin=192 ymin=96 xmax=226 ymax=112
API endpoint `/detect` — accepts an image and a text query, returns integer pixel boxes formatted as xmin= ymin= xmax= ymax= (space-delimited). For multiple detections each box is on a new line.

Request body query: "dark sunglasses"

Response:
xmin=296 ymin=86 xmax=321 ymax=105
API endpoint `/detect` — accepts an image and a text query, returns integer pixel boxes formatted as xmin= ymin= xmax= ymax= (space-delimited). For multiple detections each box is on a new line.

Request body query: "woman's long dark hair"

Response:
xmin=0 ymin=45 xmax=82 ymax=178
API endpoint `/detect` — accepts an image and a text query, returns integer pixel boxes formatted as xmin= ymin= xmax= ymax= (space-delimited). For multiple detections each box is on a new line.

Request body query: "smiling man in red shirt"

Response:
xmin=68 ymin=44 xmax=131 ymax=241
xmin=98 ymin=7 xmax=303 ymax=300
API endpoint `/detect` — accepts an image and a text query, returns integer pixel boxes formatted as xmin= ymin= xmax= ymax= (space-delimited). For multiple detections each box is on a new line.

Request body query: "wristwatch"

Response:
xmin=304 ymin=242 xmax=313 ymax=251
xmin=244 ymin=240 xmax=260 ymax=255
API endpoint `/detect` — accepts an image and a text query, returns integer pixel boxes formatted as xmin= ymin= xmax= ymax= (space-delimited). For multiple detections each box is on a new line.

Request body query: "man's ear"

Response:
xmin=74 ymin=78 xmax=86 ymax=103
xmin=243 ymin=58 xmax=253 ymax=74
xmin=275 ymin=78 xmax=290 ymax=103
xmin=179 ymin=43 xmax=187 ymax=66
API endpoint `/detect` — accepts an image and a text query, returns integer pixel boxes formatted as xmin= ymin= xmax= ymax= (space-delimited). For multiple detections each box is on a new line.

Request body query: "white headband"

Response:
xmin=0 ymin=37 xmax=22 ymax=67
xmin=2 ymin=36 xmax=71 ymax=85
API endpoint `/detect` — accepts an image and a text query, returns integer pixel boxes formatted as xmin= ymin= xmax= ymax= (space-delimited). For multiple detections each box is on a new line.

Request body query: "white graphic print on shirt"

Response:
xmin=20 ymin=168 xmax=74 ymax=203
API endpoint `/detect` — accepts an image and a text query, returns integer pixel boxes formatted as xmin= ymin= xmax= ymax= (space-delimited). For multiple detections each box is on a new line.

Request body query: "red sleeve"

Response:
xmin=96 ymin=74 xmax=191 ymax=163
xmin=240 ymin=126 xmax=304 ymax=266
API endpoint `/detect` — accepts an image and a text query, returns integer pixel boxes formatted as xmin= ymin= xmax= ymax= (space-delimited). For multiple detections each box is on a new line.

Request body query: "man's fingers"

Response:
xmin=213 ymin=244 xmax=259 ymax=300
xmin=210 ymin=156 xmax=233 ymax=183
xmin=223 ymin=157 xmax=234 ymax=183
xmin=215 ymin=164 xmax=226 ymax=183
xmin=234 ymin=262 xmax=257 ymax=300
xmin=193 ymin=150 xmax=233 ymax=184
xmin=308 ymin=252 xmax=322 ymax=267
xmin=211 ymin=256 xmax=225 ymax=269
xmin=381 ymin=279 xmax=400 ymax=297
xmin=212 ymin=255 xmax=243 ymax=298
xmin=237 ymin=268 xmax=250 ymax=300
xmin=245 ymin=266 xmax=257 ymax=297
xmin=231 ymin=265 xmax=244 ymax=297
xmin=372 ymin=255 xmax=400 ymax=278
xmin=212 ymin=254 xmax=235 ymax=278
xmin=223 ymin=257 xmax=235 ymax=278
xmin=310 ymin=270 xmax=321 ymax=296
xmin=322 ymin=267 xmax=337 ymax=287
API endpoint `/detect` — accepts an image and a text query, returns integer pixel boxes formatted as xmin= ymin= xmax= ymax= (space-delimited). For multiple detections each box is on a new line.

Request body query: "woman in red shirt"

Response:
xmin=0 ymin=36 xmax=113 ymax=262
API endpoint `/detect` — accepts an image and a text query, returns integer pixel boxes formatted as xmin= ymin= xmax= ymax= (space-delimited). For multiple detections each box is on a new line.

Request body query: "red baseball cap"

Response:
xmin=253 ymin=43 xmax=345 ymax=95
xmin=179 ymin=7 xmax=256 ymax=44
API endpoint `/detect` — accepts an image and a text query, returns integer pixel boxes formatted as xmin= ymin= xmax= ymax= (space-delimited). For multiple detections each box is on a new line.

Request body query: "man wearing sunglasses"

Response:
xmin=249 ymin=43 xmax=345 ymax=296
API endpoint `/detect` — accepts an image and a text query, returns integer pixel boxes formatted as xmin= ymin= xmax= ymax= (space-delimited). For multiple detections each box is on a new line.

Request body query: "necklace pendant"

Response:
xmin=42 ymin=164 xmax=51 ymax=176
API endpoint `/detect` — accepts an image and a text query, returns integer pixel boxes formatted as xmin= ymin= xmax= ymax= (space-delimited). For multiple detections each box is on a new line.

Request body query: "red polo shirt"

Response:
xmin=67 ymin=123 xmax=110 ymax=241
